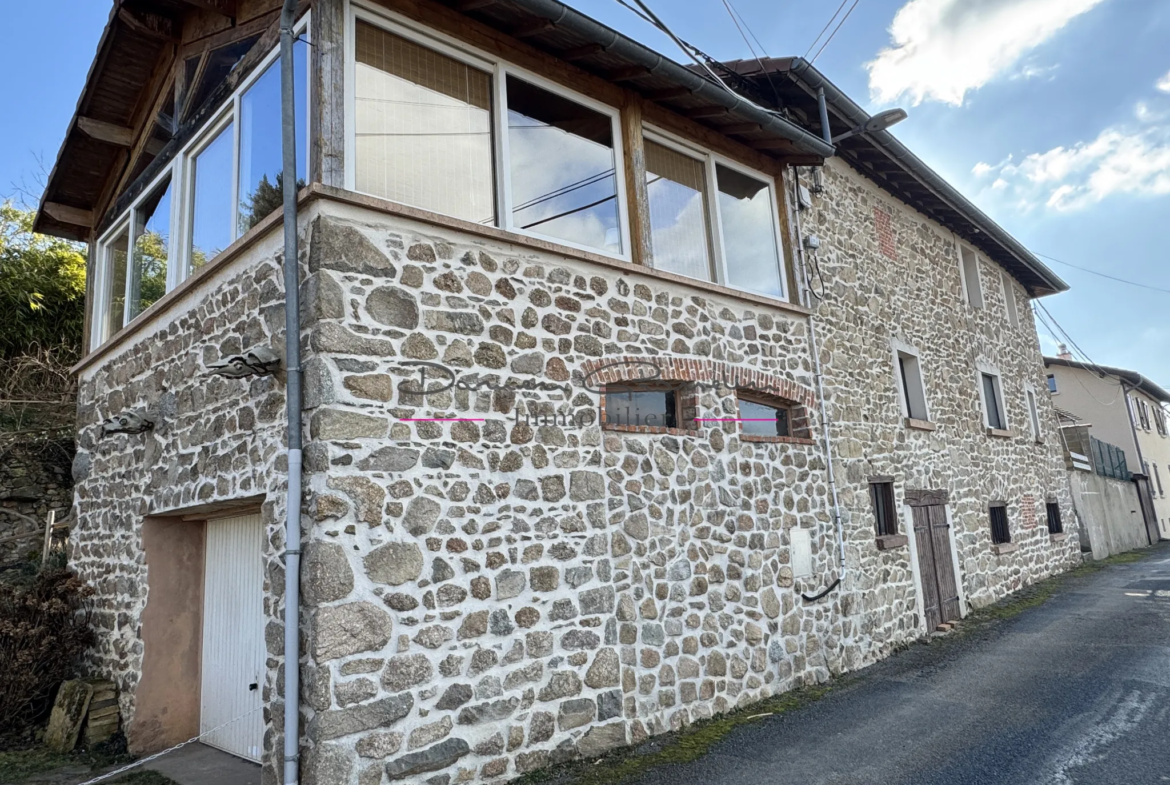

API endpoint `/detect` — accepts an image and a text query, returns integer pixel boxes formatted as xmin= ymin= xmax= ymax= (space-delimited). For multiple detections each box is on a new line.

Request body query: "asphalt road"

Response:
xmin=624 ymin=544 xmax=1170 ymax=785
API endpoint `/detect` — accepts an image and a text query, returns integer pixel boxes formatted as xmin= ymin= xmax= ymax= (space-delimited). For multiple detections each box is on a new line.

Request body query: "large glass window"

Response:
xmin=129 ymin=178 xmax=171 ymax=319
xmin=507 ymin=76 xmax=621 ymax=253
xmin=238 ymin=39 xmax=308 ymax=234
xmin=189 ymin=122 xmax=234 ymax=271
xmin=354 ymin=23 xmax=493 ymax=223
xmin=103 ymin=227 xmax=130 ymax=344
xmin=645 ymin=140 xmax=712 ymax=281
xmin=717 ymin=164 xmax=783 ymax=297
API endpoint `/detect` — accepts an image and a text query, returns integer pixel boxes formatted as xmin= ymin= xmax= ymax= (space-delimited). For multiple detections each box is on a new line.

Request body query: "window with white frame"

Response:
xmin=92 ymin=28 xmax=308 ymax=350
xmin=979 ymin=370 xmax=1008 ymax=430
xmin=349 ymin=14 xmax=628 ymax=258
xmin=895 ymin=348 xmax=928 ymax=421
xmin=1046 ymin=373 xmax=1058 ymax=394
xmin=1026 ymin=387 xmax=1041 ymax=441
xmin=959 ymin=244 xmax=983 ymax=308
xmin=1002 ymin=272 xmax=1019 ymax=327
xmin=643 ymin=132 xmax=786 ymax=298
xmin=1137 ymin=398 xmax=1151 ymax=430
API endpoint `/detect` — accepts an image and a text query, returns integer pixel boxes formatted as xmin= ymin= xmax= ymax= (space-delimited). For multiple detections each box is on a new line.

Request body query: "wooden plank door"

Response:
xmin=928 ymin=503 xmax=961 ymax=624
xmin=911 ymin=504 xmax=942 ymax=631
xmin=200 ymin=513 xmax=265 ymax=762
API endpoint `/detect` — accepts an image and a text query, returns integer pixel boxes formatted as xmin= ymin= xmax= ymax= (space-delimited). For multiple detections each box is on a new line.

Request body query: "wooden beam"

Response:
xmin=620 ymin=97 xmax=652 ymax=268
xmin=455 ymin=0 xmax=497 ymax=10
xmin=43 ymin=202 xmax=94 ymax=228
xmin=513 ymin=19 xmax=555 ymax=38
xmin=720 ymin=122 xmax=762 ymax=135
xmin=749 ymin=137 xmax=802 ymax=153
xmin=77 ymin=117 xmax=135 ymax=147
xmin=684 ymin=106 xmax=731 ymax=120
xmin=560 ymin=43 xmax=604 ymax=61
xmin=643 ymin=87 xmax=693 ymax=102
xmin=117 ymin=7 xmax=179 ymax=42
xmin=176 ymin=0 xmax=236 ymax=17
xmin=605 ymin=66 xmax=651 ymax=82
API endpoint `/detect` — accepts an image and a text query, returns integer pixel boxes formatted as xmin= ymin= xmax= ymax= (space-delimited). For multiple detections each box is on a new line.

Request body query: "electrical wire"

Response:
xmin=809 ymin=0 xmax=863 ymax=64
xmin=803 ymin=0 xmax=850 ymax=59
xmin=717 ymin=0 xmax=783 ymax=105
xmin=1033 ymin=251 xmax=1170 ymax=295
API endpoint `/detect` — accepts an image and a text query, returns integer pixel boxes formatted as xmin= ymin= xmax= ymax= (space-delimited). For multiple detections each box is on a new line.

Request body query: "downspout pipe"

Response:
xmin=279 ymin=2 xmax=302 ymax=784
xmin=789 ymin=167 xmax=847 ymax=599
xmin=503 ymin=0 xmax=834 ymax=159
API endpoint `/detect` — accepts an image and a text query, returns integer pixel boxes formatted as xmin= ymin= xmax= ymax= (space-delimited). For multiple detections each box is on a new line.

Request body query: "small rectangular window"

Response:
xmin=603 ymin=387 xmax=678 ymax=429
xmin=870 ymin=480 xmax=897 ymax=536
xmin=982 ymin=372 xmax=1006 ymax=430
xmin=1003 ymin=272 xmax=1019 ymax=327
xmin=102 ymin=226 xmax=130 ymax=344
xmin=989 ymin=503 xmax=1011 ymax=544
xmin=737 ymin=393 xmax=790 ymax=437
xmin=1045 ymin=502 xmax=1063 ymax=535
xmin=1138 ymin=400 xmax=1151 ymax=430
xmin=1026 ymin=389 xmax=1041 ymax=441
xmin=1047 ymin=374 xmax=1058 ymax=394
xmin=1155 ymin=464 xmax=1164 ymax=496
xmin=1155 ymin=407 xmax=1167 ymax=436
xmin=717 ymin=164 xmax=784 ymax=298
xmin=645 ymin=139 xmax=714 ymax=282
xmin=897 ymin=351 xmax=928 ymax=421
xmin=960 ymin=245 xmax=983 ymax=308
xmin=508 ymin=75 xmax=621 ymax=254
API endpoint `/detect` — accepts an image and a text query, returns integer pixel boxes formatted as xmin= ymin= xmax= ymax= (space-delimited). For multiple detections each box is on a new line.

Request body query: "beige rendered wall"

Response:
xmin=1129 ymin=391 xmax=1170 ymax=538
xmin=1069 ymin=471 xmax=1148 ymax=559
xmin=132 ymin=517 xmax=206 ymax=754
xmin=1046 ymin=365 xmax=1137 ymax=467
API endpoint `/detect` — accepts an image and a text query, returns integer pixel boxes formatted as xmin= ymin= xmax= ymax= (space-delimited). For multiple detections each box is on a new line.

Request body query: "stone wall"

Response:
xmin=69 ymin=223 xmax=299 ymax=776
xmin=0 ymin=436 xmax=74 ymax=563
xmin=802 ymin=159 xmax=1081 ymax=668
xmin=297 ymin=202 xmax=842 ymax=785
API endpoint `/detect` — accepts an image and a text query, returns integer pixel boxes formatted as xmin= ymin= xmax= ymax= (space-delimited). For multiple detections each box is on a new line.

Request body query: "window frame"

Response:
xmin=869 ymin=479 xmax=898 ymax=537
xmin=1046 ymin=374 xmax=1058 ymax=394
xmin=89 ymin=15 xmax=311 ymax=352
xmin=642 ymin=125 xmax=788 ymax=300
xmin=958 ymin=242 xmax=984 ymax=309
xmin=735 ymin=389 xmax=793 ymax=440
xmin=345 ymin=2 xmax=633 ymax=262
xmin=977 ymin=366 xmax=1009 ymax=432
xmin=1002 ymin=271 xmax=1020 ymax=328
xmin=1045 ymin=501 xmax=1063 ymax=535
xmin=891 ymin=340 xmax=929 ymax=423
xmin=989 ymin=502 xmax=1011 ymax=545
xmin=1025 ymin=384 xmax=1042 ymax=442
xmin=601 ymin=382 xmax=683 ymax=432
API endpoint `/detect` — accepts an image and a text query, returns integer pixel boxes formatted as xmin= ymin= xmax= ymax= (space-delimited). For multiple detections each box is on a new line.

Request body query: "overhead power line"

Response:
xmin=803 ymin=0 xmax=850 ymax=59
xmin=1033 ymin=251 xmax=1170 ymax=295
xmin=809 ymin=0 xmax=863 ymax=64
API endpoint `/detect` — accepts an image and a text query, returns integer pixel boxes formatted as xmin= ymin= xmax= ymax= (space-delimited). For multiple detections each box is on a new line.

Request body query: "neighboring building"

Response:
xmin=35 ymin=1 xmax=1078 ymax=783
xmin=1045 ymin=353 xmax=1170 ymax=541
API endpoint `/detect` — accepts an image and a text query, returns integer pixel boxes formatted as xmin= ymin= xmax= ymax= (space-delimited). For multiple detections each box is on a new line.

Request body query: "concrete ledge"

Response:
xmin=987 ymin=428 xmax=1014 ymax=439
xmin=1050 ymin=532 xmax=1068 ymax=543
xmin=904 ymin=417 xmax=936 ymax=431
xmin=875 ymin=534 xmax=909 ymax=550
xmin=992 ymin=542 xmax=1019 ymax=555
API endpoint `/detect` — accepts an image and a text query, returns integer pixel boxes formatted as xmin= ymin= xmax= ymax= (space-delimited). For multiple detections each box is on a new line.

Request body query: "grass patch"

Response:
xmin=0 ymin=733 xmax=176 ymax=785
xmin=512 ymin=682 xmax=833 ymax=785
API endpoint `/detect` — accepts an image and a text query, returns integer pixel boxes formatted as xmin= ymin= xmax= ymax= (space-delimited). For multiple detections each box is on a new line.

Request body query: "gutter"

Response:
xmin=786 ymin=57 xmax=1068 ymax=296
xmin=504 ymin=0 xmax=835 ymax=159
xmin=279 ymin=1 xmax=303 ymax=783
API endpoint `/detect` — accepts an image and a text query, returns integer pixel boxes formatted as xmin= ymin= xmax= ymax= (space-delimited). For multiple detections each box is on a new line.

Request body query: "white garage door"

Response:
xmin=201 ymin=513 xmax=265 ymax=762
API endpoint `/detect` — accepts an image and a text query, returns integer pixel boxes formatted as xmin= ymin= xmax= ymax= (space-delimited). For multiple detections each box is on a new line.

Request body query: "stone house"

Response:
xmin=1045 ymin=353 xmax=1170 ymax=542
xmin=34 ymin=1 xmax=1078 ymax=783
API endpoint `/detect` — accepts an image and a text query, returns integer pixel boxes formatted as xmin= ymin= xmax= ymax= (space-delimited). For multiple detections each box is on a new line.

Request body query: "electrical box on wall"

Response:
xmin=790 ymin=527 xmax=813 ymax=577
xmin=797 ymin=184 xmax=813 ymax=210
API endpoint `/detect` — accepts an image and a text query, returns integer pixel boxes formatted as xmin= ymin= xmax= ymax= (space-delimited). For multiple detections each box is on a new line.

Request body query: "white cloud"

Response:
xmin=979 ymin=123 xmax=1170 ymax=211
xmin=972 ymin=161 xmax=994 ymax=177
xmin=1157 ymin=70 xmax=1170 ymax=93
xmin=866 ymin=0 xmax=1106 ymax=106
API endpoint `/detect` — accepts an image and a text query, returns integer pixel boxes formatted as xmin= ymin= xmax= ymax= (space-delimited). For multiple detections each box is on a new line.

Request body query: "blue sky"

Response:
xmin=4 ymin=0 xmax=1170 ymax=384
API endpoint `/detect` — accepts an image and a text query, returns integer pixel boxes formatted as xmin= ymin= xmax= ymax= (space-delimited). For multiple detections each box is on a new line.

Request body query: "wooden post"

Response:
xmin=620 ymin=96 xmax=653 ymax=267
xmin=42 ymin=509 xmax=57 ymax=563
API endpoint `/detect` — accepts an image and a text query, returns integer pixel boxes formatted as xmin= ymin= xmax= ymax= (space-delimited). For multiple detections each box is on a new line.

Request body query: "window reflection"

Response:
xmin=645 ymin=140 xmax=713 ymax=281
xmin=238 ymin=39 xmax=308 ymax=234
xmin=716 ymin=164 xmax=782 ymax=297
xmin=739 ymin=398 xmax=789 ymax=437
xmin=355 ymin=23 xmax=494 ymax=224
xmin=105 ymin=227 xmax=129 ymax=342
xmin=507 ymin=76 xmax=620 ymax=253
xmin=129 ymin=178 xmax=171 ymax=319
xmin=190 ymin=122 xmax=233 ymax=270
